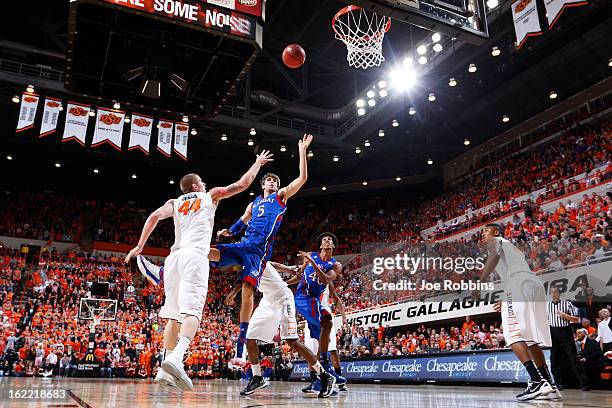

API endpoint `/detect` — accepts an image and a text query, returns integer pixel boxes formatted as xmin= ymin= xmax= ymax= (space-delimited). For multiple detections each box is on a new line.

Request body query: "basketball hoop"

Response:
xmin=78 ymin=298 xmax=117 ymax=332
xmin=332 ymin=5 xmax=391 ymax=69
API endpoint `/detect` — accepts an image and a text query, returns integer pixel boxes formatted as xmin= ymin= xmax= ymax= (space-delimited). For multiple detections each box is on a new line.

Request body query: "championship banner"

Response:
xmin=16 ymin=92 xmax=39 ymax=132
xmin=91 ymin=108 xmax=125 ymax=151
xmin=173 ymin=123 xmax=189 ymax=161
xmin=40 ymin=97 xmax=62 ymax=138
xmin=62 ymin=102 xmax=91 ymax=146
xmin=544 ymin=0 xmax=588 ymax=28
xmin=157 ymin=119 xmax=173 ymax=157
xmin=128 ymin=113 xmax=153 ymax=155
xmin=511 ymin=0 xmax=543 ymax=49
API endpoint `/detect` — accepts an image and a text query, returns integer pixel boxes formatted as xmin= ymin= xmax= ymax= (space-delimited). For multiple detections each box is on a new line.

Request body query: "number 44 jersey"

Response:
xmin=171 ymin=191 xmax=217 ymax=255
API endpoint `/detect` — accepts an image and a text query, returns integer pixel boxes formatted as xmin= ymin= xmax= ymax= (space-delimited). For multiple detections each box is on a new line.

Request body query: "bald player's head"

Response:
xmin=180 ymin=173 xmax=205 ymax=194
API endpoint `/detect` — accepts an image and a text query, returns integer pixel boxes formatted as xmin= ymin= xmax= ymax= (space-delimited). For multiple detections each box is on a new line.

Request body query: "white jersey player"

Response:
xmin=480 ymin=223 xmax=557 ymax=401
xmin=225 ymin=262 xmax=336 ymax=398
xmin=125 ymin=151 xmax=273 ymax=391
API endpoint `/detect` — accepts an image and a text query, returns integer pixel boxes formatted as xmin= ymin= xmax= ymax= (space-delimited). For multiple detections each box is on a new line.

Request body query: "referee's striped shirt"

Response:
xmin=547 ymin=300 xmax=578 ymax=327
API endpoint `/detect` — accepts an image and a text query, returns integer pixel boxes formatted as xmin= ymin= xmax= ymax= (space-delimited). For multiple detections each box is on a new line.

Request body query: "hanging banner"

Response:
xmin=544 ymin=0 xmax=588 ymax=28
xmin=512 ymin=0 xmax=543 ymax=49
xmin=40 ymin=97 xmax=62 ymax=138
xmin=16 ymin=92 xmax=40 ymax=132
xmin=157 ymin=119 xmax=173 ymax=157
xmin=173 ymin=123 xmax=189 ymax=161
xmin=62 ymin=102 xmax=91 ymax=146
xmin=91 ymin=108 xmax=125 ymax=151
xmin=128 ymin=113 xmax=153 ymax=155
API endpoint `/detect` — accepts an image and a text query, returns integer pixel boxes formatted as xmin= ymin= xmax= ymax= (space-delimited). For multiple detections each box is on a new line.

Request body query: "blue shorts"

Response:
xmin=295 ymin=290 xmax=331 ymax=340
xmin=212 ymin=241 xmax=270 ymax=289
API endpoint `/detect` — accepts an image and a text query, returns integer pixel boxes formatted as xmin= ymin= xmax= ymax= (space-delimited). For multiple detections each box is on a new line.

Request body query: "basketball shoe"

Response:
xmin=137 ymin=255 xmax=162 ymax=285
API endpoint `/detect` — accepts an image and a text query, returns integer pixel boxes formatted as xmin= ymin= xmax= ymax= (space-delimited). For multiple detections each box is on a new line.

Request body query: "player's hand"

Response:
xmin=225 ymin=294 xmax=236 ymax=307
xmin=217 ymin=229 xmax=233 ymax=238
xmin=298 ymin=134 xmax=313 ymax=152
xmin=255 ymin=150 xmax=274 ymax=166
xmin=298 ymin=251 xmax=314 ymax=264
xmin=124 ymin=245 xmax=143 ymax=263
xmin=492 ymin=301 xmax=502 ymax=313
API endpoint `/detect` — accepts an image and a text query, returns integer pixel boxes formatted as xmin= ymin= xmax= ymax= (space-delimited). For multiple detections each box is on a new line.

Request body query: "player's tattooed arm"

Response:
xmin=278 ymin=134 xmax=313 ymax=202
xmin=210 ymin=150 xmax=274 ymax=202
xmin=479 ymin=239 xmax=500 ymax=283
xmin=125 ymin=199 xmax=174 ymax=263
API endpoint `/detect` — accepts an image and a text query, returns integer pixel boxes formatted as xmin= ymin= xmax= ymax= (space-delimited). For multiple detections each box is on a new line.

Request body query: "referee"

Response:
xmin=547 ymin=287 xmax=589 ymax=390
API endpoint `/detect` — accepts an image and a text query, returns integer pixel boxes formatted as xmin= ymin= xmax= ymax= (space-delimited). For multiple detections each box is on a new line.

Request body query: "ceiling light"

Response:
xmin=427 ymin=158 xmax=433 ymax=165
xmin=321 ymin=186 xmax=327 ymax=191
xmin=417 ymin=45 xmax=427 ymax=55
xmin=307 ymin=150 xmax=314 ymax=158
xmin=190 ymin=128 xmax=197 ymax=136
xmin=432 ymin=33 xmax=441 ymax=43
xmin=392 ymin=119 xmax=399 ymax=127
xmin=408 ymin=107 xmax=416 ymax=116
xmin=124 ymin=116 xmax=131 ymax=123
xmin=357 ymin=108 xmax=366 ymax=116
xmin=402 ymin=57 xmax=413 ymax=67
xmin=367 ymin=99 xmax=376 ymax=107
xmin=491 ymin=46 xmax=501 ymax=57
xmin=169 ymin=179 xmax=174 ymax=185
xmin=6 ymin=155 xmax=13 ymax=161
xmin=280 ymin=145 xmax=287 ymax=152
xmin=355 ymin=146 xmax=362 ymax=154
xmin=366 ymin=90 xmax=376 ymax=98
xmin=418 ymin=56 xmax=428 ymax=65
xmin=608 ymin=57 xmax=612 ymax=67
xmin=362 ymin=181 xmax=368 ymax=186
xmin=88 ymin=110 xmax=96 ymax=117
xmin=249 ymin=191 xmax=254 ymax=196
xmin=449 ymin=78 xmax=457 ymax=87
xmin=58 ymin=105 xmax=63 ymax=111
xmin=131 ymin=173 xmax=137 ymax=179
xmin=26 ymin=84 xmax=34 ymax=93
xmin=182 ymin=115 xmax=189 ymax=123
xmin=502 ymin=115 xmax=510 ymax=123
xmin=54 ymin=162 xmax=61 ymax=168
xmin=92 ymin=168 xmax=99 ymax=174
xmin=432 ymin=43 xmax=443 ymax=53
xmin=486 ymin=0 xmax=499 ymax=9
xmin=468 ymin=63 xmax=477 ymax=73
xmin=464 ymin=139 xmax=471 ymax=146
xmin=428 ymin=92 xmax=436 ymax=102
xmin=332 ymin=155 xmax=339 ymax=162
xmin=250 ymin=128 xmax=256 ymax=136
xmin=113 ymin=102 xmax=120 ymax=110
xmin=11 ymin=95 xmax=19 ymax=103
xmin=389 ymin=67 xmax=417 ymax=92
xmin=247 ymin=139 xmax=254 ymax=146
xmin=356 ymin=98 xmax=365 ymax=108
xmin=221 ymin=134 xmax=228 ymax=141
xmin=549 ymin=91 xmax=558 ymax=99
xmin=379 ymin=89 xmax=388 ymax=98
xmin=377 ymin=80 xmax=386 ymax=89
xmin=378 ymin=129 xmax=385 ymax=137
xmin=364 ymin=140 xmax=371 ymax=147
xmin=395 ymin=176 xmax=401 ymax=181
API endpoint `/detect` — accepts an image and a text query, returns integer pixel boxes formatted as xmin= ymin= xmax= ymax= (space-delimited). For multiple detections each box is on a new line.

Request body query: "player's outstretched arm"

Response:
xmin=124 ymin=199 xmax=174 ymax=263
xmin=278 ymin=134 xmax=313 ymax=202
xmin=210 ymin=150 xmax=273 ymax=203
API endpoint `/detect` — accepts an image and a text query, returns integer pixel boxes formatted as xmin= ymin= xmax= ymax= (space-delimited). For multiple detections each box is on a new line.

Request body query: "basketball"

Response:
xmin=282 ymin=44 xmax=306 ymax=69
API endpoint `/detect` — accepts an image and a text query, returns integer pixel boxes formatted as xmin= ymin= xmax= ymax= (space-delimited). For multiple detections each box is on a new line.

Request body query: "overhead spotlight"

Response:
xmin=395 ymin=176 xmax=401 ymax=182
xmin=113 ymin=101 xmax=120 ymax=110
xmin=378 ymin=129 xmax=385 ymax=137
xmin=418 ymin=56 xmax=428 ymax=65
xmin=448 ymin=78 xmax=457 ymax=87
xmin=491 ymin=46 xmax=501 ymax=57
xmin=169 ymin=73 xmax=189 ymax=92
xmin=417 ymin=45 xmax=427 ymax=55
xmin=468 ymin=63 xmax=477 ymax=73
xmin=93 ymin=168 xmax=99 ymax=174
xmin=377 ymin=80 xmax=387 ymax=89
xmin=362 ymin=181 xmax=368 ymax=186
xmin=182 ymin=115 xmax=189 ymax=123
xmin=221 ymin=134 xmax=228 ymax=141
xmin=307 ymin=150 xmax=314 ymax=158
xmin=26 ymin=84 xmax=34 ymax=93
xmin=464 ymin=139 xmax=471 ymax=146
xmin=11 ymin=95 xmax=20 ymax=103
xmin=357 ymin=108 xmax=366 ymax=116
xmin=250 ymin=128 xmax=256 ymax=136
xmin=321 ymin=186 xmax=327 ymax=191
xmin=249 ymin=191 xmax=254 ymax=196
xmin=402 ymin=57 xmax=413 ymax=67
xmin=280 ymin=145 xmax=287 ymax=152
xmin=549 ymin=91 xmax=558 ymax=99
xmin=427 ymin=158 xmax=433 ymax=165
xmin=379 ymin=89 xmax=388 ymax=98
xmin=131 ymin=173 xmax=137 ymax=179
xmin=156 ymin=124 xmax=160 ymax=129
xmin=367 ymin=99 xmax=376 ymax=107
xmin=609 ymin=57 xmax=612 ymax=67
xmin=58 ymin=105 xmax=63 ymax=111
xmin=432 ymin=43 xmax=443 ymax=53
xmin=169 ymin=179 xmax=174 ymax=185
xmin=502 ymin=115 xmax=510 ymax=123
xmin=364 ymin=140 xmax=371 ymax=147
xmin=392 ymin=119 xmax=399 ymax=127
xmin=486 ymin=0 xmax=499 ymax=9
xmin=355 ymin=146 xmax=362 ymax=154
xmin=356 ymin=99 xmax=366 ymax=108
xmin=408 ymin=107 xmax=416 ymax=116
xmin=6 ymin=155 xmax=13 ymax=161
xmin=389 ymin=67 xmax=417 ymax=92
xmin=428 ymin=92 xmax=436 ymax=102
xmin=190 ymin=128 xmax=197 ymax=136
xmin=88 ymin=110 xmax=96 ymax=117
xmin=332 ymin=155 xmax=339 ymax=162
xmin=247 ymin=139 xmax=254 ymax=146
xmin=54 ymin=162 xmax=61 ymax=168
xmin=432 ymin=33 xmax=441 ymax=43
xmin=366 ymin=90 xmax=376 ymax=98
xmin=124 ymin=116 xmax=131 ymax=123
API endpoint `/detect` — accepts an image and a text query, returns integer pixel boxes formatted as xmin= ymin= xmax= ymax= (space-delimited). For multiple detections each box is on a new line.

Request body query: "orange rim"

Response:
xmin=332 ymin=5 xmax=391 ymax=42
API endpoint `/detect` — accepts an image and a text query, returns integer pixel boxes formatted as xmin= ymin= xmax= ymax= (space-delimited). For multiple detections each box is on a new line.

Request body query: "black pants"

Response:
xmin=550 ymin=326 xmax=587 ymax=388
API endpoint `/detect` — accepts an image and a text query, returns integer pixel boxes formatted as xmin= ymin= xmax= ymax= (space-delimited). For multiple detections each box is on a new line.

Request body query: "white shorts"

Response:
xmin=159 ymin=248 xmax=209 ymax=322
xmin=247 ymin=289 xmax=298 ymax=343
xmin=501 ymin=278 xmax=551 ymax=347
xmin=303 ymin=316 xmax=338 ymax=352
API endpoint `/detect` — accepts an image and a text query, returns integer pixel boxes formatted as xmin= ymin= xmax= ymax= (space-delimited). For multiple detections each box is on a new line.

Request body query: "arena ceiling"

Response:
xmin=0 ymin=0 xmax=610 ymax=201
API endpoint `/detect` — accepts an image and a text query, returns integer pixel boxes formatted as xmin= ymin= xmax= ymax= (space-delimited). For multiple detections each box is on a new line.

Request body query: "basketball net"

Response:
xmin=332 ymin=5 xmax=391 ymax=69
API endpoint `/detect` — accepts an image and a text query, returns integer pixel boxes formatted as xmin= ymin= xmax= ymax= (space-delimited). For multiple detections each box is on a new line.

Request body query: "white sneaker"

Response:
xmin=137 ymin=255 xmax=161 ymax=285
xmin=162 ymin=356 xmax=193 ymax=391
xmin=154 ymin=367 xmax=177 ymax=388
xmin=229 ymin=357 xmax=246 ymax=369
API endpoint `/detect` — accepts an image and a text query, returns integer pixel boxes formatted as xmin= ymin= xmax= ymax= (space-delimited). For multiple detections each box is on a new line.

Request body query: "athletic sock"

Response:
xmin=173 ymin=337 xmax=190 ymax=360
xmin=537 ymin=365 xmax=553 ymax=384
xmin=236 ymin=322 xmax=249 ymax=358
xmin=334 ymin=366 xmax=342 ymax=376
xmin=251 ymin=364 xmax=261 ymax=377
xmin=312 ymin=361 xmax=323 ymax=374
xmin=523 ymin=360 xmax=543 ymax=383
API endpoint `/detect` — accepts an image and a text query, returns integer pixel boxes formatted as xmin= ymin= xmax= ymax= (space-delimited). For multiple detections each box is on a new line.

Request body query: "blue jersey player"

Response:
xmin=211 ymin=134 xmax=313 ymax=361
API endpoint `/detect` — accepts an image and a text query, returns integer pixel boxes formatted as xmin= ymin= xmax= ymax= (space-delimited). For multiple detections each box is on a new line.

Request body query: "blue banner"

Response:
xmin=290 ymin=349 xmax=551 ymax=383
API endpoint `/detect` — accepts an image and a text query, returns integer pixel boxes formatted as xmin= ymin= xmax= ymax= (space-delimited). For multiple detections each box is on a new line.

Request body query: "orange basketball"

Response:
xmin=282 ymin=44 xmax=306 ymax=69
